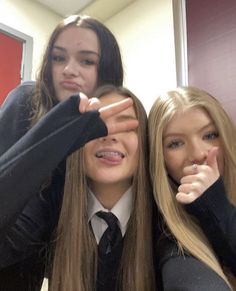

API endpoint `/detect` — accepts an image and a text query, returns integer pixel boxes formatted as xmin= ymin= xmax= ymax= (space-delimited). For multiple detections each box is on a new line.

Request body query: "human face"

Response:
xmin=84 ymin=93 xmax=138 ymax=194
xmin=163 ymin=107 xmax=224 ymax=183
xmin=51 ymin=26 xmax=100 ymax=101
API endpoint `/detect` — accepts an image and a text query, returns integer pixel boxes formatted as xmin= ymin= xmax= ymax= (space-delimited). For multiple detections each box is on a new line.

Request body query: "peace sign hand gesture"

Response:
xmin=79 ymin=93 xmax=139 ymax=135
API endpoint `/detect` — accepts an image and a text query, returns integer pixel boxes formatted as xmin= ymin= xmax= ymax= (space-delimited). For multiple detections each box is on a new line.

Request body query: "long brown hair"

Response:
xmin=50 ymin=85 xmax=156 ymax=290
xmin=148 ymin=86 xmax=236 ymax=289
xmin=31 ymin=15 xmax=123 ymax=126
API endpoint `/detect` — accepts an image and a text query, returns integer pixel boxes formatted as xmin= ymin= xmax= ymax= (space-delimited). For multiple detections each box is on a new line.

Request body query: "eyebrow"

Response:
xmin=164 ymin=122 xmax=216 ymax=139
xmin=116 ymin=114 xmax=137 ymax=122
xmin=52 ymin=46 xmax=100 ymax=57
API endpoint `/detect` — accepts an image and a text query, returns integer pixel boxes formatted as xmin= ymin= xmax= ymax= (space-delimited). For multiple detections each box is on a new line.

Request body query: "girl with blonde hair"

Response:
xmin=148 ymin=86 xmax=236 ymax=290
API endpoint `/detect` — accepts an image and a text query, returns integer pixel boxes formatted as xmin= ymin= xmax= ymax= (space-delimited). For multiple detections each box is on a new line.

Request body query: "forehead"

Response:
xmin=100 ymin=93 xmax=136 ymax=117
xmin=54 ymin=26 xmax=100 ymax=53
xmin=165 ymin=107 xmax=213 ymax=133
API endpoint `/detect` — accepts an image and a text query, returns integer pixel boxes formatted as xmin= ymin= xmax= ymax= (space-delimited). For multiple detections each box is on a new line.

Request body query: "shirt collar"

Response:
xmin=88 ymin=187 xmax=133 ymax=235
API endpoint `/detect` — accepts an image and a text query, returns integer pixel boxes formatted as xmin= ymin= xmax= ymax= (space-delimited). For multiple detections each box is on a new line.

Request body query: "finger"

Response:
xmin=99 ymin=98 xmax=134 ymax=119
xmin=106 ymin=119 xmax=139 ymax=135
xmin=79 ymin=93 xmax=89 ymax=113
xmin=87 ymin=97 xmax=101 ymax=111
xmin=206 ymin=147 xmax=219 ymax=171
xmin=180 ymin=174 xmax=198 ymax=184
xmin=178 ymin=183 xmax=192 ymax=193
xmin=183 ymin=164 xmax=197 ymax=175
xmin=176 ymin=192 xmax=198 ymax=204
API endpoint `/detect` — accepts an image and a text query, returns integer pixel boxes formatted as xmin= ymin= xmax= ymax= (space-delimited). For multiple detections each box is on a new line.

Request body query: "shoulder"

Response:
xmin=0 ymin=82 xmax=36 ymax=142
xmin=2 ymin=81 xmax=36 ymax=109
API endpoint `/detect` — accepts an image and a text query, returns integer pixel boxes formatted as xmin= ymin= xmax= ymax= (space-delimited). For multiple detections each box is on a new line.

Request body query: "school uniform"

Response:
xmin=88 ymin=188 xmax=132 ymax=291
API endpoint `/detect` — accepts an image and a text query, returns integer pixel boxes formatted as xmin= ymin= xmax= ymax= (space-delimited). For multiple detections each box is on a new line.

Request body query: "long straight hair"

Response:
xmin=50 ymin=85 xmax=156 ymax=290
xmin=148 ymin=86 xmax=236 ymax=289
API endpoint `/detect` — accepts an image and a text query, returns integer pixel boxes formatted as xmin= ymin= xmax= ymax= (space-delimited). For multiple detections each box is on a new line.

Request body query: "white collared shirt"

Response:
xmin=88 ymin=187 xmax=133 ymax=244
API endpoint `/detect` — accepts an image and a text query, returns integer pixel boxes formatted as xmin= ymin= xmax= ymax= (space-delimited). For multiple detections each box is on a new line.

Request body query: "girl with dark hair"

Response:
xmin=0 ymin=15 xmax=136 ymax=290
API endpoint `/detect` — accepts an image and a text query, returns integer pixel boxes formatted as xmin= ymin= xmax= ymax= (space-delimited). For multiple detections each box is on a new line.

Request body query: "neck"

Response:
xmin=90 ymin=182 xmax=131 ymax=210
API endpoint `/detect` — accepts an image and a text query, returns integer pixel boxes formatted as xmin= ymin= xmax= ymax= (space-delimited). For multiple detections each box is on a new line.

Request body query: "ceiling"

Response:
xmin=33 ymin=0 xmax=135 ymax=22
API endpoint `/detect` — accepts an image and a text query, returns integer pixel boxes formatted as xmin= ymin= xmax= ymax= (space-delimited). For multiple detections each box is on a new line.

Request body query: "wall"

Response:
xmin=186 ymin=0 xmax=236 ymax=123
xmin=0 ymin=0 xmax=61 ymax=80
xmin=106 ymin=0 xmax=177 ymax=112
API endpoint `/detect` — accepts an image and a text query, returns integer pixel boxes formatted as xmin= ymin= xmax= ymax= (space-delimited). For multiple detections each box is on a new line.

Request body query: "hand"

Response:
xmin=78 ymin=93 xmax=139 ymax=135
xmin=176 ymin=147 xmax=220 ymax=204
xmin=79 ymin=93 xmax=100 ymax=112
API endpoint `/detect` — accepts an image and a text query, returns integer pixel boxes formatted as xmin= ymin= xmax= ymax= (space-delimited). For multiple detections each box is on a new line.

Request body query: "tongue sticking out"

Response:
xmin=96 ymin=151 xmax=124 ymax=162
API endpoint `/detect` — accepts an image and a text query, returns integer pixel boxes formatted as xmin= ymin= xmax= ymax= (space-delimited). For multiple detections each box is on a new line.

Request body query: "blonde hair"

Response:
xmin=50 ymin=85 xmax=156 ymax=290
xmin=148 ymin=86 xmax=236 ymax=289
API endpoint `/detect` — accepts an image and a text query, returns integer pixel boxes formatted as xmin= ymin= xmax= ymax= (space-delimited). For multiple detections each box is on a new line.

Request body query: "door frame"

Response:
xmin=0 ymin=23 xmax=33 ymax=81
xmin=172 ymin=0 xmax=188 ymax=86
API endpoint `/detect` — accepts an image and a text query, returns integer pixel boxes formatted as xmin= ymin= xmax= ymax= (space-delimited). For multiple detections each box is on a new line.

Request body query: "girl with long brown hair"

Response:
xmin=50 ymin=85 xmax=155 ymax=291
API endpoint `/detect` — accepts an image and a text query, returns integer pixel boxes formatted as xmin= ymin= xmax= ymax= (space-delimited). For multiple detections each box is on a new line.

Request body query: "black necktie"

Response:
xmin=96 ymin=211 xmax=122 ymax=255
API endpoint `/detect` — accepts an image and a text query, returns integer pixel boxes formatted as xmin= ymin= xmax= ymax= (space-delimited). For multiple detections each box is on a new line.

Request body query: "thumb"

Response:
xmin=206 ymin=147 xmax=219 ymax=171
xmin=78 ymin=92 xmax=89 ymax=113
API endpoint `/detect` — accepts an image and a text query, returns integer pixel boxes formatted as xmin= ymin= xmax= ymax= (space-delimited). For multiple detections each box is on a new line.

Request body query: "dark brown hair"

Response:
xmin=31 ymin=15 xmax=123 ymax=125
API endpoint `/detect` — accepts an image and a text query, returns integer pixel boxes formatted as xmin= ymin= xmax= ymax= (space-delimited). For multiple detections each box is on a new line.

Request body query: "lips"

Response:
xmin=60 ymin=80 xmax=81 ymax=90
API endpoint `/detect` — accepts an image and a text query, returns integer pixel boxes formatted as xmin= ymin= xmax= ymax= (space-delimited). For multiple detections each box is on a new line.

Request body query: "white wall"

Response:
xmin=0 ymin=0 xmax=61 ymax=80
xmin=106 ymin=0 xmax=177 ymax=112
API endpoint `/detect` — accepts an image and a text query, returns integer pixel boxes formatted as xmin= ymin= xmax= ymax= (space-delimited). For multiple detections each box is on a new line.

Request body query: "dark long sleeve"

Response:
xmin=0 ymin=83 xmax=107 ymax=235
xmin=185 ymin=178 xmax=236 ymax=275
xmin=0 ymin=82 xmax=108 ymax=268
xmin=157 ymin=237 xmax=231 ymax=291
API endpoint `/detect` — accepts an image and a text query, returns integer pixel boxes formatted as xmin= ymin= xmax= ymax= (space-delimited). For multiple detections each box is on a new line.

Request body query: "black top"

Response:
xmin=0 ymin=82 xmax=107 ymax=290
xmin=156 ymin=237 xmax=231 ymax=291
xmin=186 ymin=177 xmax=236 ymax=275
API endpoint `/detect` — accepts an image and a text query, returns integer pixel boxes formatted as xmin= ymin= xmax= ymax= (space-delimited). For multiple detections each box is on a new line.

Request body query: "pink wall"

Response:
xmin=186 ymin=0 xmax=236 ymax=123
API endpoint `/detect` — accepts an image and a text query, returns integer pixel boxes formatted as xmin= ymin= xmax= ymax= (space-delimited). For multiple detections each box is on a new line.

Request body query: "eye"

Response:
xmin=80 ymin=58 xmax=98 ymax=66
xmin=203 ymin=131 xmax=219 ymax=140
xmin=51 ymin=54 xmax=66 ymax=63
xmin=166 ymin=139 xmax=184 ymax=149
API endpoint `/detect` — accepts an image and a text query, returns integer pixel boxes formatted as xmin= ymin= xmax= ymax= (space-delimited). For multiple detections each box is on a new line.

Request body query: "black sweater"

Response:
xmin=186 ymin=178 xmax=236 ymax=275
xmin=0 ymin=82 xmax=108 ymax=290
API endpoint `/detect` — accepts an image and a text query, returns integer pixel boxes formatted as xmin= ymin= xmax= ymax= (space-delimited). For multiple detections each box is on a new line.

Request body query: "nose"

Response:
xmin=188 ymin=140 xmax=209 ymax=165
xmin=63 ymin=59 xmax=79 ymax=77
xmin=100 ymin=135 xmax=118 ymax=143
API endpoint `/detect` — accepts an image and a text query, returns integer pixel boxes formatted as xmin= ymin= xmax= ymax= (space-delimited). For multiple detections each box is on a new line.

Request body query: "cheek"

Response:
xmin=51 ymin=66 xmax=60 ymax=88
xmin=84 ymin=141 xmax=95 ymax=171
xmin=164 ymin=151 xmax=183 ymax=182
xmin=217 ymin=148 xmax=224 ymax=175
xmin=128 ymin=134 xmax=139 ymax=155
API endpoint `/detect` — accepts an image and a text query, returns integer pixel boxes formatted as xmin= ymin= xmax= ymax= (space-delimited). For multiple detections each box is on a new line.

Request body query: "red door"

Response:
xmin=0 ymin=31 xmax=23 ymax=105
